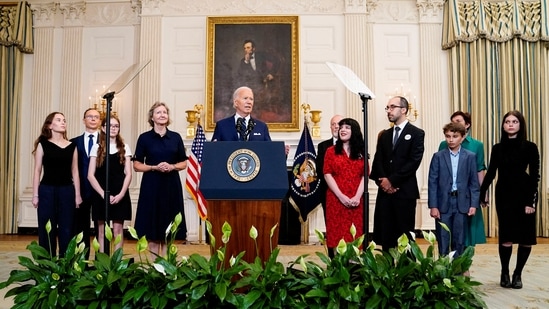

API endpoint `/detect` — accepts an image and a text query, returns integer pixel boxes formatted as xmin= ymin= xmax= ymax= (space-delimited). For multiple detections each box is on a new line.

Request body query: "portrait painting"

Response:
xmin=206 ymin=16 xmax=299 ymax=132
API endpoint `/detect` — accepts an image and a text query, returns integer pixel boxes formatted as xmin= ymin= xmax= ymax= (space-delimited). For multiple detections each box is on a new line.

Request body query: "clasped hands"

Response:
xmin=379 ymin=177 xmax=398 ymax=194
xmin=340 ymin=195 xmax=360 ymax=208
xmin=156 ymin=162 xmax=175 ymax=173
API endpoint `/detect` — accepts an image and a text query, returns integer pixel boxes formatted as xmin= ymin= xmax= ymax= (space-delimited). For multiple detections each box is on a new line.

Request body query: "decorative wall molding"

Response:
xmin=30 ymin=3 xmax=57 ymax=28
xmin=30 ymin=2 xmax=139 ymax=27
xmin=141 ymin=0 xmax=165 ymax=15
xmin=85 ymin=2 xmax=140 ymax=26
xmin=345 ymin=0 xmax=379 ymax=15
xmin=59 ymin=2 xmax=85 ymax=26
xmin=159 ymin=0 xmax=343 ymax=16
xmin=416 ymin=0 xmax=444 ymax=23
xmin=369 ymin=0 xmax=419 ymax=23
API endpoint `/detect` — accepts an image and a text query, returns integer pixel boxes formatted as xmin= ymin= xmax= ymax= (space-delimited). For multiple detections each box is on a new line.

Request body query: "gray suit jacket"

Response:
xmin=427 ymin=147 xmax=480 ymax=213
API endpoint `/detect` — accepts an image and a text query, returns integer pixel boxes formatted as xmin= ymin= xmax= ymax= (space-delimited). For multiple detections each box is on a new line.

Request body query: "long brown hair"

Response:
xmin=32 ymin=112 xmax=67 ymax=154
xmin=96 ymin=114 xmax=126 ymax=167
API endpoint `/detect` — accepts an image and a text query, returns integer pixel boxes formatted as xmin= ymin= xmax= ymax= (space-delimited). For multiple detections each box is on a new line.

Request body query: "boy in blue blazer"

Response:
xmin=428 ymin=122 xmax=480 ymax=256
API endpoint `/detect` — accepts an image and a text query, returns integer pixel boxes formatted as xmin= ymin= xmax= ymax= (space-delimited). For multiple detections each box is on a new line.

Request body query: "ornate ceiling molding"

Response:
xmin=159 ymin=0 xmax=343 ymax=16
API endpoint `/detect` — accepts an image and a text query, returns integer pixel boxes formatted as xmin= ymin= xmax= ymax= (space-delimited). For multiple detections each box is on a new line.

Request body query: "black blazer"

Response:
xmin=369 ymin=123 xmax=425 ymax=199
xmin=316 ymin=138 xmax=334 ymax=206
xmin=71 ymin=133 xmax=95 ymax=200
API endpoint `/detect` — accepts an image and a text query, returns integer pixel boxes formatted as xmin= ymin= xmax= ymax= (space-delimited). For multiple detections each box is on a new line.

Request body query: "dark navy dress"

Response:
xmin=133 ymin=129 xmax=188 ymax=241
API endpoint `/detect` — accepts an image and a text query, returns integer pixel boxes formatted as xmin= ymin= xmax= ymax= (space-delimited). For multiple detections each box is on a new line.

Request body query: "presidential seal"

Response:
xmin=227 ymin=148 xmax=260 ymax=182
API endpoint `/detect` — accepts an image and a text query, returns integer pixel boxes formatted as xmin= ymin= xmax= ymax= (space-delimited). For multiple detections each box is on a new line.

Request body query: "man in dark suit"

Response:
xmin=428 ymin=122 xmax=480 ymax=256
xmin=370 ymin=96 xmax=425 ymax=251
xmin=212 ymin=86 xmax=272 ymax=142
xmin=316 ymin=115 xmax=343 ymax=220
xmin=71 ymin=108 xmax=100 ymax=258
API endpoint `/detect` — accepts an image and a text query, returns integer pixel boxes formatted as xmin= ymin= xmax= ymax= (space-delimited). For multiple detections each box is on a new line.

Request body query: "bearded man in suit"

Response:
xmin=370 ymin=96 xmax=425 ymax=251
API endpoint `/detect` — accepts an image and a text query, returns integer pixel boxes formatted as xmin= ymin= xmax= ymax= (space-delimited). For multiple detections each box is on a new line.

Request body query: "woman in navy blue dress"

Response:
xmin=133 ymin=102 xmax=188 ymax=257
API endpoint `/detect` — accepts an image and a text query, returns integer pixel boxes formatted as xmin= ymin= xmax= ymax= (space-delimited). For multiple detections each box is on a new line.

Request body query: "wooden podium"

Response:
xmin=200 ymin=141 xmax=288 ymax=263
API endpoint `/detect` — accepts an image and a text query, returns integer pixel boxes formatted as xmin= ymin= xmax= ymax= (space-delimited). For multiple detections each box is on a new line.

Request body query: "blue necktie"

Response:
xmin=87 ymin=134 xmax=94 ymax=157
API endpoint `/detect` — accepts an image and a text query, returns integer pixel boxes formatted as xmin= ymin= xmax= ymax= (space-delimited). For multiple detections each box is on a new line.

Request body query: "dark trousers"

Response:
xmin=74 ymin=198 xmax=93 ymax=259
xmin=374 ymin=195 xmax=417 ymax=251
xmin=37 ymin=184 xmax=75 ymax=257
xmin=435 ymin=196 xmax=467 ymax=256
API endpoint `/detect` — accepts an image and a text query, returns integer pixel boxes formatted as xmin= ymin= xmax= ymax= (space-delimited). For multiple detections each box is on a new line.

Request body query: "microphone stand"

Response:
xmin=244 ymin=120 xmax=255 ymax=141
xmin=358 ymin=92 xmax=371 ymax=241
xmin=101 ymin=91 xmax=115 ymax=255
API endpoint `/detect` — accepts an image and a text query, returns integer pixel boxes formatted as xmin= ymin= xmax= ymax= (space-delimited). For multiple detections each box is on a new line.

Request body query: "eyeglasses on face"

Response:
xmin=384 ymin=105 xmax=405 ymax=111
xmin=85 ymin=115 xmax=100 ymax=120
xmin=103 ymin=124 xmax=120 ymax=129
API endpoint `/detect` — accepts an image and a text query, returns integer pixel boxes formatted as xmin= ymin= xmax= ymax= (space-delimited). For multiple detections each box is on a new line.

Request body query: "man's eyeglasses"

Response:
xmin=384 ymin=105 xmax=405 ymax=111
xmin=85 ymin=115 xmax=100 ymax=120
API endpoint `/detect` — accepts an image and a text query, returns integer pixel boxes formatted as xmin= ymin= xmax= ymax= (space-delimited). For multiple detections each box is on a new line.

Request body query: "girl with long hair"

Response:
xmin=88 ymin=115 xmax=133 ymax=252
xmin=480 ymin=110 xmax=540 ymax=289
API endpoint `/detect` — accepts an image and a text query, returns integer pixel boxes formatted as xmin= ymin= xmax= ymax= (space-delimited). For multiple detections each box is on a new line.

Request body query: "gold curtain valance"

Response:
xmin=442 ymin=0 xmax=549 ymax=49
xmin=0 ymin=1 xmax=33 ymax=53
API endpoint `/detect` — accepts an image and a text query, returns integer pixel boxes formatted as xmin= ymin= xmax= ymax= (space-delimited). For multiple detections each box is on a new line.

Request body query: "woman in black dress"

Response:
xmin=88 ymin=115 xmax=132 ymax=252
xmin=480 ymin=110 xmax=540 ymax=289
xmin=133 ymin=102 xmax=188 ymax=258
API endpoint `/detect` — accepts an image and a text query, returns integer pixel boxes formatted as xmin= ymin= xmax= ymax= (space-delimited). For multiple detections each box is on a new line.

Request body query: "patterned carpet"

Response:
xmin=1 ymin=241 xmax=548 ymax=308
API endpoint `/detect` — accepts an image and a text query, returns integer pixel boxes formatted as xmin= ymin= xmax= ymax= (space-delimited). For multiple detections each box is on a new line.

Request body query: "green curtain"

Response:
xmin=0 ymin=1 xmax=34 ymax=233
xmin=443 ymin=0 xmax=549 ymax=237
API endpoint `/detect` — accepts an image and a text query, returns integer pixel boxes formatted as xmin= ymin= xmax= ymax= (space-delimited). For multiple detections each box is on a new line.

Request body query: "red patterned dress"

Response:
xmin=323 ymin=146 xmax=365 ymax=248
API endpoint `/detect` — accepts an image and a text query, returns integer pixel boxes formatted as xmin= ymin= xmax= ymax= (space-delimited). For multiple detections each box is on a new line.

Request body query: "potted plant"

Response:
xmin=1 ymin=217 xmax=487 ymax=308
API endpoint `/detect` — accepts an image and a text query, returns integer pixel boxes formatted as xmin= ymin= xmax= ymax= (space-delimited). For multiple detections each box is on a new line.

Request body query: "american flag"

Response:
xmin=185 ymin=124 xmax=207 ymax=220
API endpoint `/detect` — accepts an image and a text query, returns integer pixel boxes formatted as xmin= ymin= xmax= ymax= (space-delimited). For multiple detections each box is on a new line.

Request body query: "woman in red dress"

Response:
xmin=324 ymin=118 xmax=365 ymax=255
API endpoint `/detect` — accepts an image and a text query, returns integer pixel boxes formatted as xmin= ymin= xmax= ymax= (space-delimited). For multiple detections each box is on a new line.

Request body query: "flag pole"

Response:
xmin=198 ymin=218 xmax=203 ymax=244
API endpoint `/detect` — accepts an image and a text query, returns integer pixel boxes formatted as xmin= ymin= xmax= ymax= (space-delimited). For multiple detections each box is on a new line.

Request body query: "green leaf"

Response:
xmin=215 ymin=282 xmax=227 ymax=301
xmin=243 ymin=289 xmax=262 ymax=308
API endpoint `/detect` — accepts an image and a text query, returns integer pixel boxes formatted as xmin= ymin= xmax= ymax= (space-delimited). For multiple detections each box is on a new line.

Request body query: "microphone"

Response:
xmin=236 ymin=117 xmax=244 ymax=131
xmin=244 ymin=119 xmax=256 ymax=141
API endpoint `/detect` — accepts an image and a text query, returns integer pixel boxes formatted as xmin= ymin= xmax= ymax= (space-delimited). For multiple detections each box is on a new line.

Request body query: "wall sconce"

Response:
xmin=301 ymin=103 xmax=322 ymax=138
xmin=186 ymin=104 xmax=203 ymax=138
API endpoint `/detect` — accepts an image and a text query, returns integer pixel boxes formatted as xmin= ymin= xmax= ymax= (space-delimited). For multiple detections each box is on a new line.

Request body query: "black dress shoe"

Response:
xmin=511 ymin=274 xmax=523 ymax=289
xmin=500 ymin=274 xmax=512 ymax=288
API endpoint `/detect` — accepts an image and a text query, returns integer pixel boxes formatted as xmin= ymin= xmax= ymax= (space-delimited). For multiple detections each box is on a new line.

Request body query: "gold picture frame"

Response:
xmin=206 ymin=16 xmax=299 ymax=132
